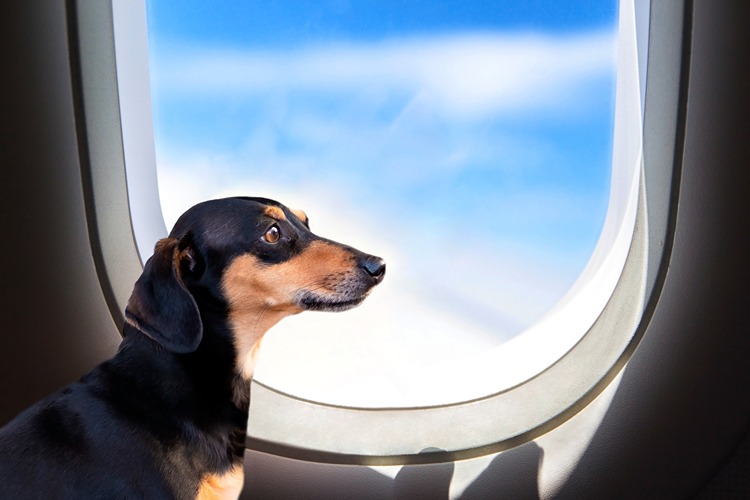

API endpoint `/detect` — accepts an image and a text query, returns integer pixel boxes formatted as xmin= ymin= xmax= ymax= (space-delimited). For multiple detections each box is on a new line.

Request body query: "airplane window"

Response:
xmin=143 ymin=1 xmax=623 ymax=408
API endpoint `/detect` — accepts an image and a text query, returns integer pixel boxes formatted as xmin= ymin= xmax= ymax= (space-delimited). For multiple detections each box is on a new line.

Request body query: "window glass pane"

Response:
xmin=145 ymin=0 xmax=618 ymax=407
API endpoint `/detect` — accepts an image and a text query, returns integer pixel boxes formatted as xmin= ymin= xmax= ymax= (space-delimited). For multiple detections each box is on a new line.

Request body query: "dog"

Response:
xmin=0 ymin=196 xmax=385 ymax=499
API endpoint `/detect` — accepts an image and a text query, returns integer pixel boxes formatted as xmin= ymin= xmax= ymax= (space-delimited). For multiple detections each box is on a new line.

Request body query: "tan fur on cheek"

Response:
xmin=221 ymin=241 xmax=356 ymax=379
xmin=222 ymin=254 xmax=302 ymax=379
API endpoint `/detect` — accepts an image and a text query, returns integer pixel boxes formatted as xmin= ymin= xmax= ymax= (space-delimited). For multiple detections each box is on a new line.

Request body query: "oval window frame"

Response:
xmin=72 ymin=0 xmax=686 ymax=464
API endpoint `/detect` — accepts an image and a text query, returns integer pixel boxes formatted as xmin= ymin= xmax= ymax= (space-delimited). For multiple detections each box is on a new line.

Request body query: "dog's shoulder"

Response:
xmin=0 ymin=363 xmax=185 ymax=498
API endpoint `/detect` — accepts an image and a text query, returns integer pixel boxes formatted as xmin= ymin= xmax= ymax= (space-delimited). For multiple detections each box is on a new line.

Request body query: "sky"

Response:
xmin=144 ymin=0 xmax=619 ymax=407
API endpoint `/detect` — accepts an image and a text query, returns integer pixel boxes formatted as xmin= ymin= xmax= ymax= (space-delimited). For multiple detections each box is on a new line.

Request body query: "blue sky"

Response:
xmin=144 ymin=1 xmax=619 ymax=400
xmin=146 ymin=1 xmax=616 ymax=44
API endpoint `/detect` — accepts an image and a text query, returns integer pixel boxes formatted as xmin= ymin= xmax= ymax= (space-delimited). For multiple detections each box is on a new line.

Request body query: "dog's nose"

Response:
xmin=362 ymin=256 xmax=386 ymax=283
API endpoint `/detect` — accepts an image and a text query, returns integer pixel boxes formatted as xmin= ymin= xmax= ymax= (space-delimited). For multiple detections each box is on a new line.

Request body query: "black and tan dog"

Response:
xmin=0 ymin=197 xmax=385 ymax=499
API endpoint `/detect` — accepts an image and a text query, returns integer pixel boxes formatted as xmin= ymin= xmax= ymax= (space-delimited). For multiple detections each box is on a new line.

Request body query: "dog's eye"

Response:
xmin=263 ymin=225 xmax=281 ymax=244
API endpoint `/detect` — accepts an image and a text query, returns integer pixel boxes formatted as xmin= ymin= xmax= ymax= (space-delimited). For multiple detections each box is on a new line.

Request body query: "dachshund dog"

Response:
xmin=0 ymin=197 xmax=385 ymax=499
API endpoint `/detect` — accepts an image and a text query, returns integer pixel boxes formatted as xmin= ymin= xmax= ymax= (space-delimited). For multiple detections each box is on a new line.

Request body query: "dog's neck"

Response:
xmin=119 ymin=324 xmax=248 ymax=411
xmin=226 ymin=306 xmax=291 ymax=380
xmin=113 ymin=327 xmax=249 ymax=475
xmin=115 ymin=302 xmax=293 ymax=433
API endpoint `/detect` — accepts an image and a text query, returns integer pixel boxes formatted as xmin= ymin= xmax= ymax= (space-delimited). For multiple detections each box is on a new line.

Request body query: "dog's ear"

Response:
xmin=125 ymin=236 xmax=202 ymax=353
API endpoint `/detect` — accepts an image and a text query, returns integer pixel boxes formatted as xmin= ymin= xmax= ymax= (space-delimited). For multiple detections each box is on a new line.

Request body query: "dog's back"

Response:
xmin=0 ymin=344 xmax=195 ymax=499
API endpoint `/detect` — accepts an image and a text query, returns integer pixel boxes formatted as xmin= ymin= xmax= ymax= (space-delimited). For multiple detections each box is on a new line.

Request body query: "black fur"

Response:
xmin=0 ymin=197 xmax=384 ymax=498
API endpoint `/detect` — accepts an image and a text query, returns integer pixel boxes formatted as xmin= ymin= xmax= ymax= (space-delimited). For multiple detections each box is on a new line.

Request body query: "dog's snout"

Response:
xmin=361 ymin=256 xmax=386 ymax=282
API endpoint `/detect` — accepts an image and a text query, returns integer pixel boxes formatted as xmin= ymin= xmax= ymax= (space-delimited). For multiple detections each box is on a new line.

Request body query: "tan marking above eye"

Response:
xmin=263 ymin=205 xmax=286 ymax=221
xmin=291 ymin=208 xmax=308 ymax=225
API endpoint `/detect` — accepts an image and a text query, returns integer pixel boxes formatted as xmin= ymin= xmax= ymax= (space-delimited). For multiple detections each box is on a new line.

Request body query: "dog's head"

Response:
xmin=124 ymin=197 xmax=385 ymax=374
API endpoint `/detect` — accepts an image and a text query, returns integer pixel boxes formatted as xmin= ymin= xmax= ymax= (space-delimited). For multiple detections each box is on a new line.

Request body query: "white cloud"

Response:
xmin=156 ymin=157 xmax=576 ymax=293
xmin=149 ymin=30 xmax=616 ymax=407
xmin=152 ymin=31 xmax=616 ymax=119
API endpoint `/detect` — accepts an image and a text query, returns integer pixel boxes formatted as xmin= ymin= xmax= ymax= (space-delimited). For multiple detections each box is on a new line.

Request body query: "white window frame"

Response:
xmin=71 ymin=0 xmax=688 ymax=464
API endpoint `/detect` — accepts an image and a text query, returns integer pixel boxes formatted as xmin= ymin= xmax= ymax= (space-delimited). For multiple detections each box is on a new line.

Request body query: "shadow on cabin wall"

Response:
xmin=243 ymin=443 xmax=543 ymax=499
